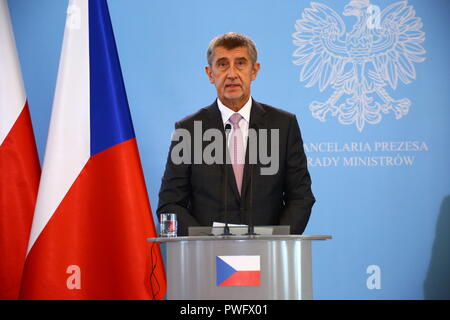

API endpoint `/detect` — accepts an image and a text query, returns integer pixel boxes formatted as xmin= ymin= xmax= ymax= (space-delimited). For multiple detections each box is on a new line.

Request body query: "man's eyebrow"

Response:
xmin=215 ymin=56 xmax=248 ymax=65
xmin=215 ymin=57 xmax=229 ymax=63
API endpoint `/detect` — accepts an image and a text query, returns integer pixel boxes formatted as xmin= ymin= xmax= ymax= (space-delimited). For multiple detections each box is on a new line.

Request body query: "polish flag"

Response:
xmin=20 ymin=0 xmax=166 ymax=299
xmin=216 ymin=256 xmax=261 ymax=286
xmin=0 ymin=0 xmax=41 ymax=300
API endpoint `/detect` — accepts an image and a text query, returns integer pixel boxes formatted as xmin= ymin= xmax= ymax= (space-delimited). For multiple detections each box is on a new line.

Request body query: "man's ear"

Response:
xmin=251 ymin=62 xmax=261 ymax=81
xmin=205 ymin=66 xmax=215 ymax=84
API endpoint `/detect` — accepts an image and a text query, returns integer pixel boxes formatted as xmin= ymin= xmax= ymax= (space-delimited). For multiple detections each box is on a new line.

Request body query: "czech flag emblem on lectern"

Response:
xmin=216 ymin=256 xmax=260 ymax=286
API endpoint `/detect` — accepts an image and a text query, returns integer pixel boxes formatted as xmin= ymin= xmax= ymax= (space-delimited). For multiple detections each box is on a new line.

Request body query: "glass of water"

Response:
xmin=159 ymin=213 xmax=177 ymax=237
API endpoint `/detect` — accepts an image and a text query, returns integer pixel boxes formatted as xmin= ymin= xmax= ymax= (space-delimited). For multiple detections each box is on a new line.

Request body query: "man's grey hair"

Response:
xmin=207 ymin=32 xmax=258 ymax=66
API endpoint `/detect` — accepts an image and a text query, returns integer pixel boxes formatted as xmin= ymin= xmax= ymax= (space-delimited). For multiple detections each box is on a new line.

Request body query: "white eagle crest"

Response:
xmin=292 ymin=0 xmax=426 ymax=131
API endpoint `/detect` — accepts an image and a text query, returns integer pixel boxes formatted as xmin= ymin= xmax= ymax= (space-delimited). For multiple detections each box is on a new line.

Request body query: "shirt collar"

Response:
xmin=217 ymin=96 xmax=252 ymax=125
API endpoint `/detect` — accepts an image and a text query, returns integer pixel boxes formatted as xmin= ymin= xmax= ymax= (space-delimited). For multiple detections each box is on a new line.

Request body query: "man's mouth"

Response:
xmin=225 ymin=84 xmax=241 ymax=89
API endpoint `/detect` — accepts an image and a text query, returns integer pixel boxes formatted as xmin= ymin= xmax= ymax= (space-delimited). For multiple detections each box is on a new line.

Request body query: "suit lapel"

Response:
xmin=241 ymin=100 xmax=267 ymax=201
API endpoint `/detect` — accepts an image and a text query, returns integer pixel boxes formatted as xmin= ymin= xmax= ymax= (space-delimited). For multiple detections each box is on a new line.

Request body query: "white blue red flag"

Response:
xmin=20 ymin=0 xmax=166 ymax=300
xmin=0 ymin=0 xmax=40 ymax=300
xmin=216 ymin=255 xmax=261 ymax=287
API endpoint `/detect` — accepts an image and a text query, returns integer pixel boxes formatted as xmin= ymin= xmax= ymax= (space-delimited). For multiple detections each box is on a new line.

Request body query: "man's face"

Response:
xmin=205 ymin=46 xmax=260 ymax=109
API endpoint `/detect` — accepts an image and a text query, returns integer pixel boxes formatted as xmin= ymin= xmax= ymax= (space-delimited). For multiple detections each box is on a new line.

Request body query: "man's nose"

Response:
xmin=227 ymin=65 xmax=238 ymax=79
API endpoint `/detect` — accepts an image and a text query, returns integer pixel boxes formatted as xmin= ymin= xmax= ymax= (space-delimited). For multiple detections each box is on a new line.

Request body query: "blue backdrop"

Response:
xmin=8 ymin=0 xmax=450 ymax=299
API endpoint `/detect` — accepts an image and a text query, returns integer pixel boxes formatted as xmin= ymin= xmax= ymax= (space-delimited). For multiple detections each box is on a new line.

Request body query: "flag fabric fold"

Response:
xmin=0 ymin=0 xmax=41 ymax=300
xmin=20 ymin=0 xmax=166 ymax=300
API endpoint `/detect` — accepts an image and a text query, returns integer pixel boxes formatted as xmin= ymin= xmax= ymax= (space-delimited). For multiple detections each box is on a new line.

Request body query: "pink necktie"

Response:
xmin=229 ymin=113 xmax=245 ymax=195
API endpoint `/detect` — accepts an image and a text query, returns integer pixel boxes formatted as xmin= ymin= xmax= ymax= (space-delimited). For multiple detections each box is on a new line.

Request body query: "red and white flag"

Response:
xmin=0 ymin=0 xmax=41 ymax=300
xmin=20 ymin=0 xmax=166 ymax=299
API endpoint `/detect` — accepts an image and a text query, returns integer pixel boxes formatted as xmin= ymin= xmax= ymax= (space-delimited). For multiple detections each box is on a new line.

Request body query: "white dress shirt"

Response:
xmin=217 ymin=97 xmax=252 ymax=151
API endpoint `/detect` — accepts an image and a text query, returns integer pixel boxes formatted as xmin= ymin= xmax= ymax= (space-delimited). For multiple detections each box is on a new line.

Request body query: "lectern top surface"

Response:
xmin=147 ymin=234 xmax=332 ymax=243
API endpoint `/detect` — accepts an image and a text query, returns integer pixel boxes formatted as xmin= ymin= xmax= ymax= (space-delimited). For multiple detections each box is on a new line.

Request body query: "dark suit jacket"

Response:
xmin=157 ymin=99 xmax=315 ymax=235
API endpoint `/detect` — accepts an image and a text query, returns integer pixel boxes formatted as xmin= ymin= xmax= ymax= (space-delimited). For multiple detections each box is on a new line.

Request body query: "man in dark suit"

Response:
xmin=157 ymin=32 xmax=315 ymax=236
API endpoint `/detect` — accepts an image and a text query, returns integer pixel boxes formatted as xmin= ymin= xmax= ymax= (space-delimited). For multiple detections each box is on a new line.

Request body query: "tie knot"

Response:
xmin=229 ymin=113 xmax=243 ymax=128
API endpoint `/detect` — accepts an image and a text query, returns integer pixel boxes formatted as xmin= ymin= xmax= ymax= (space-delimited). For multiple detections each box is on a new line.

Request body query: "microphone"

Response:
xmin=221 ymin=123 xmax=233 ymax=236
xmin=245 ymin=124 xmax=258 ymax=236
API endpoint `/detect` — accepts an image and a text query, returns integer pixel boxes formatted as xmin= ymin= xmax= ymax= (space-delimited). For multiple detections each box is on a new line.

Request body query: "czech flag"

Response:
xmin=216 ymin=256 xmax=260 ymax=287
xmin=0 ymin=0 xmax=40 ymax=300
xmin=20 ymin=0 xmax=166 ymax=299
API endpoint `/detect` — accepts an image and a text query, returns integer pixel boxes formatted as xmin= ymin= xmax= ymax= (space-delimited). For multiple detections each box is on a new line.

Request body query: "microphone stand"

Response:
xmin=245 ymin=125 xmax=258 ymax=236
xmin=221 ymin=124 xmax=233 ymax=236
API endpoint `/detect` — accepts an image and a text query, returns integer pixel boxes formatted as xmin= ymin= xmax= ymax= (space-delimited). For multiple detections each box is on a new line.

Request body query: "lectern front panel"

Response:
xmin=165 ymin=238 xmax=312 ymax=300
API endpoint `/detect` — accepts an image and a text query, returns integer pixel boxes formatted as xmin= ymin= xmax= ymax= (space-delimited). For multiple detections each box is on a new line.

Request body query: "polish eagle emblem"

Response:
xmin=292 ymin=0 xmax=426 ymax=131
